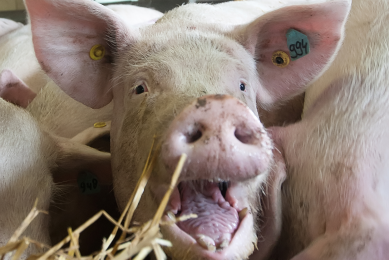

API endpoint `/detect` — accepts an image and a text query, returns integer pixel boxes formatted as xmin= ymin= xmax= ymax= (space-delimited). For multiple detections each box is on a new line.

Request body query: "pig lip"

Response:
xmin=161 ymin=206 xmax=254 ymax=260
xmin=162 ymin=180 xmax=255 ymax=259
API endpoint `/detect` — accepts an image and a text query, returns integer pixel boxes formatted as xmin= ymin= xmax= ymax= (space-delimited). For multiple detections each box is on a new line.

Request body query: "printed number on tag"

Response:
xmin=77 ymin=171 xmax=101 ymax=195
xmin=286 ymin=29 xmax=310 ymax=61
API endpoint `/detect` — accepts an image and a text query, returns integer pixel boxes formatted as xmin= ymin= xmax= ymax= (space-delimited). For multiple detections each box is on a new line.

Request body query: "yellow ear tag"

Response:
xmin=90 ymin=44 xmax=105 ymax=60
xmin=272 ymin=51 xmax=290 ymax=68
xmin=94 ymin=122 xmax=107 ymax=128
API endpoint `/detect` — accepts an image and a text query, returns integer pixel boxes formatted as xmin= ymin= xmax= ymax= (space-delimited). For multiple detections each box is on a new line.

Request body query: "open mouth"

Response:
xmin=163 ymin=178 xmax=256 ymax=259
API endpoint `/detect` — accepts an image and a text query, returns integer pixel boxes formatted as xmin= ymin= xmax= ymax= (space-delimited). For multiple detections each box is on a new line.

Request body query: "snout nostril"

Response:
xmin=186 ymin=129 xmax=203 ymax=143
xmin=234 ymin=128 xmax=253 ymax=144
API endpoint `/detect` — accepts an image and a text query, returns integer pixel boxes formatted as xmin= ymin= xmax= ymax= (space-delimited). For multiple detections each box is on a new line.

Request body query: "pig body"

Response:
xmin=26 ymin=0 xmax=350 ymax=259
xmin=0 ymin=98 xmax=54 ymax=257
xmin=269 ymin=0 xmax=389 ymax=259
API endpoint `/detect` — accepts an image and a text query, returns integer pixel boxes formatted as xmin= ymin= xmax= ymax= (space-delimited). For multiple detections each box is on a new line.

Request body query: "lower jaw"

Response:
xmin=160 ymin=211 xmax=256 ymax=260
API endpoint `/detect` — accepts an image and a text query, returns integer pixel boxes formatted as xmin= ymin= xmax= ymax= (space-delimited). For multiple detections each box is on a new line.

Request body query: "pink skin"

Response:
xmin=163 ymin=95 xmax=273 ymax=182
xmin=265 ymin=74 xmax=389 ymax=259
xmin=0 ymin=69 xmax=37 ymax=108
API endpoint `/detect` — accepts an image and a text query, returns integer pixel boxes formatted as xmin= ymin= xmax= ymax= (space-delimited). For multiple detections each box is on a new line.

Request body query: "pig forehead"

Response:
xmin=122 ymin=28 xmax=255 ymax=78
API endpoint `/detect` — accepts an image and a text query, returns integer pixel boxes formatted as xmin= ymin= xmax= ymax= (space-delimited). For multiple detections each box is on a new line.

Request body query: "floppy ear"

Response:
xmin=0 ymin=69 xmax=37 ymax=108
xmin=234 ymin=1 xmax=351 ymax=105
xmin=25 ymin=0 xmax=137 ymax=108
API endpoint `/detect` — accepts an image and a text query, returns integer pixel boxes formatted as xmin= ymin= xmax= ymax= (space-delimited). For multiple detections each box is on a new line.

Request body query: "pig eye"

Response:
xmin=240 ymin=83 xmax=246 ymax=91
xmin=135 ymin=84 xmax=148 ymax=94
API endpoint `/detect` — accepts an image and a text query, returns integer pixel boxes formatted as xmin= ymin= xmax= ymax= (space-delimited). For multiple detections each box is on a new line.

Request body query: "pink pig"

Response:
xmin=25 ymin=0 xmax=349 ymax=259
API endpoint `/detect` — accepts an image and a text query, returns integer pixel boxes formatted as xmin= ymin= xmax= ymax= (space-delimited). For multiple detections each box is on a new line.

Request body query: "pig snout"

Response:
xmin=160 ymin=95 xmax=274 ymax=256
xmin=163 ymin=94 xmax=273 ymax=182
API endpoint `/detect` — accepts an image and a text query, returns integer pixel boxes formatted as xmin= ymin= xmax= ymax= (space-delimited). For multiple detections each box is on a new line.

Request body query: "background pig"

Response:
xmin=0 ymin=18 xmax=23 ymax=38
xmin=25 ymin=0 xmax=349 ymax=259
xmin=0 ymin=69 xmax=115 ymax=255
xmin=0 ymin=97 xmax=111 ymax=259
xmin=257 ymin=0 xmax=389 ymax=259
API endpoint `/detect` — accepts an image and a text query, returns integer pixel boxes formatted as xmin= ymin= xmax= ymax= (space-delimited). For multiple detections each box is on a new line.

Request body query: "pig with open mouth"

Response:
xmin=25 ymin=0 xmax=349 ymax=259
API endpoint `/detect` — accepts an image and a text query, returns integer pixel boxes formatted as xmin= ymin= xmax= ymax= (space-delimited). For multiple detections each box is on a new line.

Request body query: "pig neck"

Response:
xmin=304 ymin=0 xmax=389 ymax=113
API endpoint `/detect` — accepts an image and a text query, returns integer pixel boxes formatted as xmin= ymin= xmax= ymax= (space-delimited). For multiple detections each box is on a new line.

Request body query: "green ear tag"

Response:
xmin=286 ymin=29 xmax=310 ymax=61
xmin=77 ymin=171 xmax=101 ymax=195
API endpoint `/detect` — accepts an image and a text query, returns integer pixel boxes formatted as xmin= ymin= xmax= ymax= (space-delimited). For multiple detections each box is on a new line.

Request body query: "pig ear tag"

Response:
xmin=94 ymin=122 xmax=107 ymax=128
xmin=286 ymin=29 xmax=310 ymax=61
xmin=89 ymin=44 xmax=105 ymax=60
xmin=272 ymin=51 xmax=290 ymax=68
xmin=77 ymin=171 xmax=101 ymax=195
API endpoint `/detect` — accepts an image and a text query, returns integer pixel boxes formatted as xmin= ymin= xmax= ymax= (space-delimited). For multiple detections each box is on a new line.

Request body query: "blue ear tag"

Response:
xmin=286 ymin=29 xmax=310 ymax=61
xmin=77 ymin=171 xmax=101 ymax=195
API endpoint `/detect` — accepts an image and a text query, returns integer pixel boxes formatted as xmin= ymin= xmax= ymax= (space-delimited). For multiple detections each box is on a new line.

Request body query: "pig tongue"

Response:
xmin=177 ymin=181 xmax=239 ymax=250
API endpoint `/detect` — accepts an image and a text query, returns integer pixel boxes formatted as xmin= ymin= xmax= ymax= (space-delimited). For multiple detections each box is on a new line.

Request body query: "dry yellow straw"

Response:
xmin=151 ymin=154 xmax=187 ymax=227
xmin=8 ymin=199 xmax=47 ymax=243
xmin=67 ymin=228 xmax=81 ymax=259
xmin=110 ymin=137 xmax=158 ymax=255
xmin=10 ymin=239 xmax=29 ymax=260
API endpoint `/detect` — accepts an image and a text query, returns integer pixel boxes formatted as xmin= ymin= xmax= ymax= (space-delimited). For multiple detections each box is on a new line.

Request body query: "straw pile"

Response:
xmin=0 ymin=140 xmax=194 ymax=260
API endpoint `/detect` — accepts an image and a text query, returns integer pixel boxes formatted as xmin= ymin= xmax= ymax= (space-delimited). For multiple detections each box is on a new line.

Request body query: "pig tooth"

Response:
xmin=219 ymin=238 xmax=230 ymax=249
xmin=218 ymin=234 xmax=231 ymax=249
xmin=239 ymin=207 xmax=248 ymax=220
xmin=197 ymin=235 xmax=216 ymax=252
xmin=167 ymin=211 xmax=176 ymax=221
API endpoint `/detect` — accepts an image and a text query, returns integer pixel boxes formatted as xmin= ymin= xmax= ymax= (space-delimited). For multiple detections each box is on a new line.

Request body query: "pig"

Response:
xmin=0 ymin=96 xmax=111 ymax=259
xmin=0 ymin=18 xmax=23 ymax=38
xmin=0 ymin=68 xmax=116 ymax=255
xmin=25 ymin=0 xmax=350 ymax=259
xmin=254 ymin=0 xmax=389 ymax=259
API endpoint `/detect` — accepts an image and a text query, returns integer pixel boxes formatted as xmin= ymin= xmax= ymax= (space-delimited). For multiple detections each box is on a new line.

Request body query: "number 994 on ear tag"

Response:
xmin=286 ymin=29 xmax=310 ymax=61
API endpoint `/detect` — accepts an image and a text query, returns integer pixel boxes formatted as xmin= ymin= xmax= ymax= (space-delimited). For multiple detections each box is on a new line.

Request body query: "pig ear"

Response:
xmin=25 ymin=0 xmax=135 ymax=108
xmin=0 ymin=69 xmax=37 ymax=108
xmin=234 ymin=1 xmax=350 ymax=105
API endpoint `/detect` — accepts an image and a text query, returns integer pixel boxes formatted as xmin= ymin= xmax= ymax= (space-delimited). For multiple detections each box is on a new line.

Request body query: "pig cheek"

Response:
xmin=111 ymin=112 xmax=144 ymax=210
